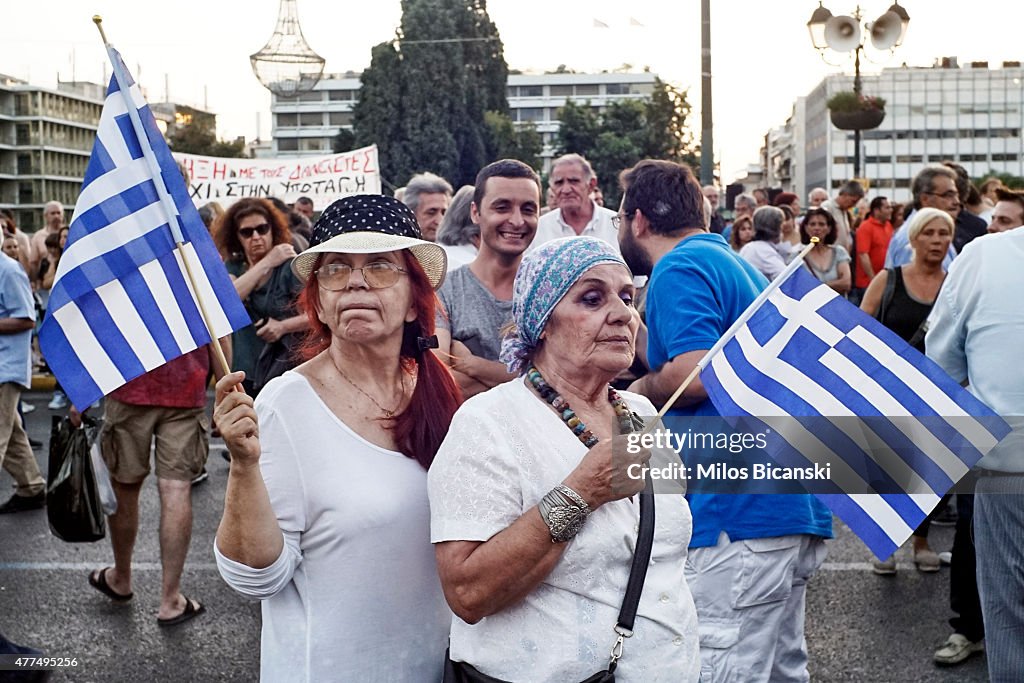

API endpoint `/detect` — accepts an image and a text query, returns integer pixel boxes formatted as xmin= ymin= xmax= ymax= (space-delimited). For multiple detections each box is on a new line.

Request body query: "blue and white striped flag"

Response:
xmin=39 ymin=49 xmax=250 ymax=410
xmin=699 ymin=265 xmax=1010 ymax=560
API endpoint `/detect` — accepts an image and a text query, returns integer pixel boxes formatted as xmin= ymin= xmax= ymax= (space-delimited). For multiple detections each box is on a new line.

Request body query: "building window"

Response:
xmin=507 ymin=86 xmax=517 ymax=98
xmin=605 ymin=83 xmax=631 ymax=95
xmin=297 ymin=91 xmax=323 ymax=102
xmin=519 ymin=107 xmax=545 ymax=122
xmin=277 ymin=138 xmax=299 ymax=152
xmin=329 ymin=112 xmax=353 ymax=126
xmin=328 ymin=89 xmax=358 ymax=101
xmin=299 ymin=138 xmax=326 ymax=152
xmin=298 ymin=113 xmax=323 ymax=127
xmin=575 ymin=84 xmax=599 ymax=96
xmin=550 ymin=85 xmax=573 ymax=97
xmin=276 ymin=113 xmax=298 ymax=127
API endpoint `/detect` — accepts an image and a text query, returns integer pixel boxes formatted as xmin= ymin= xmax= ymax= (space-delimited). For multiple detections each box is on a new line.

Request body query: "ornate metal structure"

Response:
xmin=250 ymin=0 xmax=325 ymax=98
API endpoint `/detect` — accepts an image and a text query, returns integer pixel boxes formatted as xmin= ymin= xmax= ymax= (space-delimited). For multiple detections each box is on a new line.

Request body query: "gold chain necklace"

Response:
xmin=335 ymin=364 xmax=405 ymax=418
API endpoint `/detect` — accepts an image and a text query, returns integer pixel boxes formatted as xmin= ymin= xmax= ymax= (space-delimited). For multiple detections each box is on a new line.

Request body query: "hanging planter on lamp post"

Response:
xmin=828 ymin=91 xmax=886 ymax=130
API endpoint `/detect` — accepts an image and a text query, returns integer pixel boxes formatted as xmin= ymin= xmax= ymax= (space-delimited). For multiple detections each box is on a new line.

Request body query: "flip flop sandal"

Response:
xmin=88 ymin=567 xmax=133 ymax=602
xmin=157 ymin=597 xmax=206 ymax=627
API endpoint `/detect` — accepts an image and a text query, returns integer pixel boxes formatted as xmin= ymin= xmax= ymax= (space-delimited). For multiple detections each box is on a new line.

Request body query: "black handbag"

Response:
xmin=252 ymin=331 xmax=301 ymax=393
xmin=443 ymin=484 xmax=656 ymax=683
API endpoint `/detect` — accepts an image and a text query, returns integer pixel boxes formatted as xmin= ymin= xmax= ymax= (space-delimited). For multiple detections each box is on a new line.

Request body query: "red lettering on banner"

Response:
xmin=212 ymin=162 xmax=228 ymax=180
xmin=189 ymin=158 xmax=209 ymax=180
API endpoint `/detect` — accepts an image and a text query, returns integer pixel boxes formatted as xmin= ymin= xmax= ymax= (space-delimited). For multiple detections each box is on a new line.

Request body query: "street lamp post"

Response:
xmin=807 ymin=2 xmax=910 ymax=179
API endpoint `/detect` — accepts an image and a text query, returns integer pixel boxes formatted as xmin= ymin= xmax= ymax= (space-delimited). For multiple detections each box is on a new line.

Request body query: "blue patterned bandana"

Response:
xmin=499 ymin=237 xmax=628 ymax=374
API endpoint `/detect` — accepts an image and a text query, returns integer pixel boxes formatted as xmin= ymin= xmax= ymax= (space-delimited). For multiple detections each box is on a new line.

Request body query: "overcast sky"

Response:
xmin=3 ymin=1 xmax=1021 ymax=182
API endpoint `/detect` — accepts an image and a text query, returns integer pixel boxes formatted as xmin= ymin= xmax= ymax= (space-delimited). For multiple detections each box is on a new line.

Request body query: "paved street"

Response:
xmin=1 ymin=390 xmax=990 ymax=682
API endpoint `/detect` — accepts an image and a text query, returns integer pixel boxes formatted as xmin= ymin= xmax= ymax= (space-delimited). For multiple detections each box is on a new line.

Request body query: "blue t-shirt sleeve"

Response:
xmin=647 ymin=260 xmax=723 ymax=368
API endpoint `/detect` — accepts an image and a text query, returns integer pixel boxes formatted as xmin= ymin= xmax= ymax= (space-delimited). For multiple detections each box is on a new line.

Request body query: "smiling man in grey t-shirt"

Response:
xmin=435 ymin=160 xmax=541 ymax=398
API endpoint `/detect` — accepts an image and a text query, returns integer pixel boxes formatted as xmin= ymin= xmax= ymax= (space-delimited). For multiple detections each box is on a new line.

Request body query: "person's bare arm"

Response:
xmin=450 ymin=340 xmax=515 ymax=388
xmin=231 ymin=244 xmax=296 ymax=300
xmin=828 ymin=261 xmax=852 ymax=295
xmin=433 ymin=329 xmax=492 ymax=397
xmin=255 ymin=314 xmax=308 ymax=344
xmin=0 ymin=317 xmax=34 ymax=334
xmin=859 ymin=269 xmax=890 ymax=318
xmin=213 ymin=372 xmax=283 ymax=568
xmin=858 ymin=252 xmax=875 ymax=283
xmin=628 ymin=350 xmax=707 ymax=410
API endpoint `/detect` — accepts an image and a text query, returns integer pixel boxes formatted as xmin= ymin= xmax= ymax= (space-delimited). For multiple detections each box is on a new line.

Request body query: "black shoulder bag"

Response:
xmin=443 ymin=483 xmax=656 ymax=683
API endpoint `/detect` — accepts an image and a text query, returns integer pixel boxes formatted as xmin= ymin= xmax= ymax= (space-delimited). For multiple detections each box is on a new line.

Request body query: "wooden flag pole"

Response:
xmin=92 ymin=16 xmax=231 ymax=379
xmin=643 ymin=237 xmax=821 ymax=435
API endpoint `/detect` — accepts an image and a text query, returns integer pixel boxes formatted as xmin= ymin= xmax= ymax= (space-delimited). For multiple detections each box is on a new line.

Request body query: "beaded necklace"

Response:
xmin=525 ymin=366 xmax=641 ymax=447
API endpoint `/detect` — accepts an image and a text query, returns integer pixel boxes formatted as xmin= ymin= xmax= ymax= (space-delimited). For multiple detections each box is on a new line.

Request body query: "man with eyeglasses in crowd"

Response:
xmin=885 ymin=165 xmax=960 ymax=270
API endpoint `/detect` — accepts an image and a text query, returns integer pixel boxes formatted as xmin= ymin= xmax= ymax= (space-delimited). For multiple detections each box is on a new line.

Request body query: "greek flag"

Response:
xmin=38 ymin=49 xmax=249 ymax=410
xmin=699 ymin=265 xmax=1010 ymax=560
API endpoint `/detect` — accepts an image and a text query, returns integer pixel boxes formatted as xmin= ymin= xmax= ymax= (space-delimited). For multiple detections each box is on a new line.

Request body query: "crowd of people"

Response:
xmin=2 ymin=149 xmax=1023 ymax=682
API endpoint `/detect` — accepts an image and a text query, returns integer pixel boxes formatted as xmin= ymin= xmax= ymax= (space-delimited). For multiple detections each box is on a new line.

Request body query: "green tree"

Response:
xmin=167 ymin=113 xmax=246 ymax=158
xmin=975 ymin=169 xmax=1024 ymax=190
xmin=551 ymin=79 xmax=699 ymax=205
xmin=645 ymin=78 xmax=698 ymax=167
xmin=353 ymin=42 xmax=407 ymax=185
xmin=332 ymin=128 xmax=357 ymax=154
xmin=553 ymin=100 xmax=600 ymax=156
xmin=353 ymin=0 xmax=509 ymax=188
xmin=484 ymin=111 xmax=541 ymax=170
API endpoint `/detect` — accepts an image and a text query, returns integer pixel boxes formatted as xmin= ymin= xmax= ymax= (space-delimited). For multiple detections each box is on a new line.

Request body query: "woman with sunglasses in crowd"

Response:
xmin=214 ymin=196 xmax=461 ymax=681
xmin=214 ymin=198 xmax=308 ymax=395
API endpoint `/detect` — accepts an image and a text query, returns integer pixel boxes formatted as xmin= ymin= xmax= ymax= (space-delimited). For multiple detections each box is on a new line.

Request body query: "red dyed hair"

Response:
xmin=296 ymin=251 xmax=462 ymax=468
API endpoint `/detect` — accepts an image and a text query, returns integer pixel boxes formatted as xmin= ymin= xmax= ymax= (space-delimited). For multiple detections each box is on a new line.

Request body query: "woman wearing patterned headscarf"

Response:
xmin=429 ymin=237 xmax=700 ymax=682
xmin=214 ymin=195 xmax=462 ymax=681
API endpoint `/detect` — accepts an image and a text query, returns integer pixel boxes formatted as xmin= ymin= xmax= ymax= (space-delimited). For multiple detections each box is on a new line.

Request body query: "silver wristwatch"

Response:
xmin=538 ymin=485 xmax=591 ymax=543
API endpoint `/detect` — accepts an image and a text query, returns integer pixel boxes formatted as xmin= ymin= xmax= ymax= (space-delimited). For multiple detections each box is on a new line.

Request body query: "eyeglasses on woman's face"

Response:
xmin=315 ymin=261 xmax=407 ymax=290
xmin=237 ymin=223 xmax=272 ymax=240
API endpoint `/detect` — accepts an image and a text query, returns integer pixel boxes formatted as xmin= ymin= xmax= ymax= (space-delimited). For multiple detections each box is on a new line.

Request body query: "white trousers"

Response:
xmin=684 ymin=532 xmax=827 ymax=683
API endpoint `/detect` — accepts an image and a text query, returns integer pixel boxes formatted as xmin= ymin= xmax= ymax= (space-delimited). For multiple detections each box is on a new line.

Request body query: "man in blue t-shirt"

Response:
xmin=618 ymin=159 xmax=833 ymax=682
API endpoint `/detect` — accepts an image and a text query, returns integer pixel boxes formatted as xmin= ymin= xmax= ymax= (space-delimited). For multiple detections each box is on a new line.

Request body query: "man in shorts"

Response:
xmin=83 ymin=344 xmax=224 ymax=626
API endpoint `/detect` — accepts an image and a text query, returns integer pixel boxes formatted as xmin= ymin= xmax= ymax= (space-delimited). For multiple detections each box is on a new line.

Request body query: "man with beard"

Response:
xmin=616 ymin=159 xmax=833 ymax=682
xmin=435 ymin=160 xmax=541 ymax=398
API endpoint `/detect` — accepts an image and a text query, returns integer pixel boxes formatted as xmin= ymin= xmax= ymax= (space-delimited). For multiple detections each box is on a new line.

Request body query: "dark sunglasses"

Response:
xmin=237 ymin=223 xmax=272 ymax=239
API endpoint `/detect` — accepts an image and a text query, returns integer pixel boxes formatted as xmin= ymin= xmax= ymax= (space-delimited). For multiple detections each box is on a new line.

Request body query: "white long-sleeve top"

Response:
xmin=215 ymin=372 xmax=450 ymax=682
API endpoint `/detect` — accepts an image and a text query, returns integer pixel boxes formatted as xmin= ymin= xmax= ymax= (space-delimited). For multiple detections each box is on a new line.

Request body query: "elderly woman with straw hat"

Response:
xmin=214 ymin=195 xmax=462 ymax=682
xmin=429 ymin=236 xmax=700 ymax=682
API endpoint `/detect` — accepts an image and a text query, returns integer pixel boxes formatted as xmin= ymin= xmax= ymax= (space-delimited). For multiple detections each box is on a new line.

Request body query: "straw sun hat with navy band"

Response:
xmin=291 ymin=194 xmax=448 ymax=290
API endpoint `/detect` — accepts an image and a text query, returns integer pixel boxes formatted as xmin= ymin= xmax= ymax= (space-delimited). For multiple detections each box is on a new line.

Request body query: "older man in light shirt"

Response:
xmin=926 ymin=228 xmax=1024 ymax=681
xmin=531 ymin=153 xmax=618 ymax=252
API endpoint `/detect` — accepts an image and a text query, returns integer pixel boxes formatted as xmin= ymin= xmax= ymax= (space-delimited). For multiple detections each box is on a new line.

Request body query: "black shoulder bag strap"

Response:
xmin=603 ymin=480 xmax=656 ymax=676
